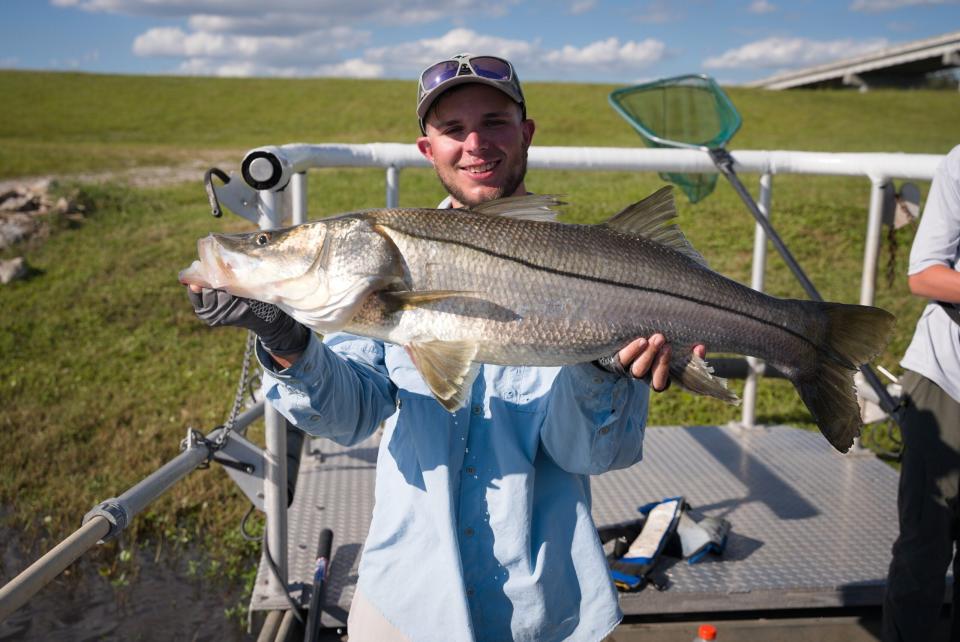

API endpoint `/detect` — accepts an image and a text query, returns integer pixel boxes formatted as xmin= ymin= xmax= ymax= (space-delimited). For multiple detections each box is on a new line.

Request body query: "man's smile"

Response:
xmin=461 ymin=160 xmax=499 ymax=176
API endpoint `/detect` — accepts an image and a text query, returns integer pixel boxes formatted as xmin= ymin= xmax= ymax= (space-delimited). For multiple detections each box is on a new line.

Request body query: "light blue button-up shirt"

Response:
xmin=260 ymin=331 xmax=650 ymax=641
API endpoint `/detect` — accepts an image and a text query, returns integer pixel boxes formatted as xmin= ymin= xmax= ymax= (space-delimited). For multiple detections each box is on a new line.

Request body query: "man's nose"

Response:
xmin=463 ymin=129 xmax=488 ymax=152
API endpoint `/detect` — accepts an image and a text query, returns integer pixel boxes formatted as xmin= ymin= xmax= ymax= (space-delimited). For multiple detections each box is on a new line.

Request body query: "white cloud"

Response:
xmin=0 ymin=57 xmax=20 ymax=68
xmin=133 ymin=24 xmax=368 ymax=69
xmin=850 ymin=0 xmax=958 ymax=11
xmin=363 ymin=29 xmax=667 ymax=80
xmin=176 ymin=57 xmax=381 ymax=78
xmin=569 ymin=0 xmax=597 ymax=14
xmin=544 ymin=37 xmax=666 ymax=67
xmin=45 ymin=48 xmax=100 ymax=70
xmin=52 ymin=3 xmax=667 ymax=80
xmin=703 ymin=36 xmax=889 ymax=69
xmin=748 ymin=0 xmax=777 ymax=13
xmin=51 ymin=0 xmax=514 ymax=27
xmin=364 ymin=28 xmax=539 ymax=73
xmin=314 ymin=58 xmax=384 ymax=78
xmin=632 ymin=0 xmax=684 ymax=24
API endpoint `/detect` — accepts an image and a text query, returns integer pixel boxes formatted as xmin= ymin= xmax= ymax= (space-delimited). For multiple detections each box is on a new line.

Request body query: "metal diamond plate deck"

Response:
xmin=251 ymin=424 xmax=901 ymax=626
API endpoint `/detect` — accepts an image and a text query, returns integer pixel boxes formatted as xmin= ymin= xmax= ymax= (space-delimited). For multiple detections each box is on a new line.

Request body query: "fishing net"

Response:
xmin=609 ymin=75 xmax=741 ymax=203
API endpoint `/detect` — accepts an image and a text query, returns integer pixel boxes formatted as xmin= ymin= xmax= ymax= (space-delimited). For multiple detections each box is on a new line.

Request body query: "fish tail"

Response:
xmin=792 ymin=302 xmax=895 ymax=453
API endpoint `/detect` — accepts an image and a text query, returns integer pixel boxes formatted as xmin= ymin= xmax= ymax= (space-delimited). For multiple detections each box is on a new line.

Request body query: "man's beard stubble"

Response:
xmin=439 ymin=150 xmax=529 ymax=208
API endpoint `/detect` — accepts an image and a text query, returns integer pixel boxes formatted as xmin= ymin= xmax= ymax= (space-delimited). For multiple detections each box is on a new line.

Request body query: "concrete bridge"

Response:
xmin=749 ymin=30 xmax=960 ymax=91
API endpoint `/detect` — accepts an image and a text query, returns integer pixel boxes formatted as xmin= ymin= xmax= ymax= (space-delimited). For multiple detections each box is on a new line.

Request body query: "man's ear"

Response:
xmin=417 ymin=136 xmax=434 ymax=163
xmin=521 ymin=118 xmax=535 ymax=150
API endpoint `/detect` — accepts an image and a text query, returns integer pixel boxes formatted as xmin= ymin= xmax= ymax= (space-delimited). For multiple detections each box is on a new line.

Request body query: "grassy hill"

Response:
xmin=1 ymin=70 xmax=958 ymax=619
xmin=1 ymin=70 xmax=957 ymax=178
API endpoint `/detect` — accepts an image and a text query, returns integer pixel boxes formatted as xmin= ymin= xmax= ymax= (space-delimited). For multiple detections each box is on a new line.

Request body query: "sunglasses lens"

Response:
xmin=469 ymin=56 xmax=512 ymax=80
xmin=421 ymin=60 xmax=460 ymax=92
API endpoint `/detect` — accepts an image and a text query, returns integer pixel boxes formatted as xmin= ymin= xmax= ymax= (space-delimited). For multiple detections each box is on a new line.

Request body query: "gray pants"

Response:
xmin=883 ymin=371 xmax=960 ymax=642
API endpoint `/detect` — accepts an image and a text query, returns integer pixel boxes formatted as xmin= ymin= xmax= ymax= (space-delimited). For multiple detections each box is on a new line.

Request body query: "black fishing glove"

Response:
xmin=593 ymin=352 xmax=669 ymax=390
xmin=594 ymin=353 xmax=630 ymax=378
xmin=187 ymin=287 xmax=311 ymax=356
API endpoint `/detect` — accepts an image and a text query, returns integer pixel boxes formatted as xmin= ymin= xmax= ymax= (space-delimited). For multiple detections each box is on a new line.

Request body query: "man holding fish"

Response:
xmin=183 ymin=52 xmax=893 ymax=640
xmin=187 ymin=53 xmax=703 ymax=641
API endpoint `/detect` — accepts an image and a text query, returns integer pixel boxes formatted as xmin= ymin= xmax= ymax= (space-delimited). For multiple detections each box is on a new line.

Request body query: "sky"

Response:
xmin=2 ymin=0 xmax=959 ymax=85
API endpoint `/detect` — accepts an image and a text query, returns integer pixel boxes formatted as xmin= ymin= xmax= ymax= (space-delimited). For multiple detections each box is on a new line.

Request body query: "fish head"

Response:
xmin=179 ymin=222 xmax=331 ymax=304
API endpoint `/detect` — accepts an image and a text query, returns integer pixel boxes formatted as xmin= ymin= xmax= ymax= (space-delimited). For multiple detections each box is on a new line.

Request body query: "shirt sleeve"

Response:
xmin=909 ymin=144 xmax=960 ymax=275
xmin=539 ymin=362 xmax=649 ymax=475
xmin=257 ymin=332 xmax=398 ymax=446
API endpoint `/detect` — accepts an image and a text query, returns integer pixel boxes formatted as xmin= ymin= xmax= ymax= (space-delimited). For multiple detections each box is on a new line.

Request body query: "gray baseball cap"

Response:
xmin=416 ymin=53 xmax=526 ymax=133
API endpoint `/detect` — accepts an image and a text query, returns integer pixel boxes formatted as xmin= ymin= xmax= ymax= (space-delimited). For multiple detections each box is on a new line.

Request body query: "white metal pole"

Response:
xmin=741 ymin=173 xmax=773 ymax=429
xmin=291 ymin=172 xmax=307 ymax=225
xmin=258 ymin=189 xmax=289 ymax=593
xmin=0 ymin=518 xmax=110 ymax=621
xmin=860 ymin=178 xmax=887 ymax=307
xmin=851 ymin=177 xmax=890 ymax=452
xmin=386 ymin=166 xmax=399 ymax=208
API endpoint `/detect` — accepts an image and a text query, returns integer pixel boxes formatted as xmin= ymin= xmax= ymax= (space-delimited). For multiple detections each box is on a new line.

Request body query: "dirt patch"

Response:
xmin=0 ymin=157 xmax=237 ymax=194
xmin=0 ymin=159 xmax=234 ymax=283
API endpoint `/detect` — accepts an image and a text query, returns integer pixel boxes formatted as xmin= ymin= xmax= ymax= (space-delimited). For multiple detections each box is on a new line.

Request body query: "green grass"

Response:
xmin=1 ymin=70 xmax=958 ymax=178
xmin=0 ymin=70 xmax=955 ymax=609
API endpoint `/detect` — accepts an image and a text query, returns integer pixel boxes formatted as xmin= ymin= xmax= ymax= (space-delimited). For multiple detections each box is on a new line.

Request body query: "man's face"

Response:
xmin=417 ymin=84 xmax=535 ymax=208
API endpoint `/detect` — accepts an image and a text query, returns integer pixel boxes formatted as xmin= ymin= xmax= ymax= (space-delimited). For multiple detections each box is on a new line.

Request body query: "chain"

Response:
xmin=214 ymin=331 xmax=257 ymax=449
xmin=885 ymin=223 xmax=898 ymax=289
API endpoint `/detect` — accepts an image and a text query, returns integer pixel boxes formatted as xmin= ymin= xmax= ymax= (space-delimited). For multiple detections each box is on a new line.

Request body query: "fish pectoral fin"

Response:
xmin=381 ymin=289 xmax=479 ymax=312
xmin=604 ymin=186 xmax=709 ymax=268
xmin=405 ymin=340 xmax=480 ymax=412
xmin=670 ymin=353 xmax=740 ymax=405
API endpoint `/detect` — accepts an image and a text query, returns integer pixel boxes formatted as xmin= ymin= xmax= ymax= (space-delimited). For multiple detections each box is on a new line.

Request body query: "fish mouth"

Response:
xmin=178 ymin=235 xmax=235 ymax=289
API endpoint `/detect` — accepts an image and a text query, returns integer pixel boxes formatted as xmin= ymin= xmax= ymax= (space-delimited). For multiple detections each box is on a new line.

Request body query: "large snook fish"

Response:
xmin=180 ymin=187 xmax=895 ymax=453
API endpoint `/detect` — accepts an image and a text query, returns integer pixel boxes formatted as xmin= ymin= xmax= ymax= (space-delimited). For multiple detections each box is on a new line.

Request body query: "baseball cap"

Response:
xmin=416 ymin=53 xmax=526 ymax=133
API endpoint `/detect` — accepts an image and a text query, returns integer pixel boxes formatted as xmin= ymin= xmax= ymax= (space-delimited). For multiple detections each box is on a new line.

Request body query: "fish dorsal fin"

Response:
xmin=468 ymin=194 xmax=565 ymax=222
xmin=405 ymin=340 xmax=480 ymax=411
xmin=604 ymin=186 xmax=709 ymax=268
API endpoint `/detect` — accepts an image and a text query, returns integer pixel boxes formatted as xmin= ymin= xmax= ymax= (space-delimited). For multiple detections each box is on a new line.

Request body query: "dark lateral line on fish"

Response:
xmin=395 ymin=229 xmax=820 ymax=353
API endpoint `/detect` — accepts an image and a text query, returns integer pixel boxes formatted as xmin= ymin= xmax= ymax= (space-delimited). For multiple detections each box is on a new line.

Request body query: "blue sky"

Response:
xmin=2 ymin=0 xmax=959 ymax=85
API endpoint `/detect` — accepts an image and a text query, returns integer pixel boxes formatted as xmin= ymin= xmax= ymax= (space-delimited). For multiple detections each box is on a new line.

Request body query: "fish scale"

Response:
xmin=353 ymin=207 xmax=810 ymax=366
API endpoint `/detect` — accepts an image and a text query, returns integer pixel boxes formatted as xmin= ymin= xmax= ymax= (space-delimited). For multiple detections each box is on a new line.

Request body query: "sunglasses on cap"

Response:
xmin=419 ymin=55 xmax=515 ymax=96
xmin=417 ymin=54 xmax=525 ymax=131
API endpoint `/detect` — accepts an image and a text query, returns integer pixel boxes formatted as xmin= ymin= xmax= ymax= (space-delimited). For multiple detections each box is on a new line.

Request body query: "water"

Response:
xmin=1 ymin=526 xmax=255 ymax=641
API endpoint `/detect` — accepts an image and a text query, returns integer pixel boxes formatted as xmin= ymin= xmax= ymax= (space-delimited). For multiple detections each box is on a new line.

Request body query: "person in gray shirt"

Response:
xmin=883 ymin=143 xmax=960 ymax=642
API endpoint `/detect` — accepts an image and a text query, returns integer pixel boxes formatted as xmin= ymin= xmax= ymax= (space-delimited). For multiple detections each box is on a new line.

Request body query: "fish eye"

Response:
xmin=255 ymin=233 xmax=270 ymax=246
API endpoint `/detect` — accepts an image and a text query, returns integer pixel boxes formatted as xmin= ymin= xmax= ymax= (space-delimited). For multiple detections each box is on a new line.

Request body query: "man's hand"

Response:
xmin=186 ymin=285 xmax=310 ymax=364
xmin=596 ymin=334 xmax=707 ymax=393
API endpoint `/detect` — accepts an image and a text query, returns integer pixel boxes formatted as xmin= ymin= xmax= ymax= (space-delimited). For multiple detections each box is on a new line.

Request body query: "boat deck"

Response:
xmin=250 ymin=423 xmax=903 ymax=628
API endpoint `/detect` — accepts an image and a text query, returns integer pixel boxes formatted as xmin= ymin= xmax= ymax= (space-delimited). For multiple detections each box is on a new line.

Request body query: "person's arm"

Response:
xmin=259 ymin=333 xmax=398 ymax=446
xmin=540 ymin=337 xmax=705 ymax=475
xmin=907 ymin=145 xmax=960 ymax=304
xmin=908 ymin=265 xmax=960 ymax=304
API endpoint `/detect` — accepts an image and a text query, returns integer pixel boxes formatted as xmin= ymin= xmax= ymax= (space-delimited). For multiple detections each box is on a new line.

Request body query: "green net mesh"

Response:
xmin=609 ymin=75 xmax=741 ymax=203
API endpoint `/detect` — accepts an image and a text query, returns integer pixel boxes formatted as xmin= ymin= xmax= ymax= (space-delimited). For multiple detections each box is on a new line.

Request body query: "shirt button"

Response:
xmin=464 ymin=527 xmax=475 ymax=537
xmin=593 ymin=376 xmax=603 ymax=384
xmin=599 ymin=426 xmax=610 ymax=435
xmin=466 ymin=587 xmax=475 ymax=597
xmin=472 ymin=405 xmax=481 ymax=415
xmin=465 ymin=466 xmax=476 ymax=475
xmin=309 ymin=414 xmax=321 ymax=422
xmin=302 ymin=363 xmax=313 ymax=373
